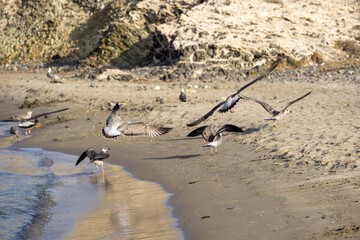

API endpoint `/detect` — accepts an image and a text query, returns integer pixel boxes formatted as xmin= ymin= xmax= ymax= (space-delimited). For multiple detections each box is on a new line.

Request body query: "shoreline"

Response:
xmin=1 ymin=65 xmax=359 ymax=239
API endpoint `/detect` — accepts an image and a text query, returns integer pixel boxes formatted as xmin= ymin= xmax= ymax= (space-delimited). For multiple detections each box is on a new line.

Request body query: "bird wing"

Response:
xmin=186 ymin=101 xmax=225 ymax=127
xmin=218 ymin=96 xmax=242 ymax=113
xmin=121 ymin=122 xmax=172 ymax=137
xmin=231 ymin=58 xmax=281 ymax=97
xmin=75 ymin=148 xmax=95 ymax=166
xmin=187 ymin=125 xmax=214 ymax=142
xmin=215 ymin=124 xmax=244 ymax=136
xmin=179 ymin=92 xmax=187 ymax=102
xmin=93 ymin=152 xmax=110 ymax=161
xmin=106 ymin=103 xmax=120 ymax=126
xmin=281 ymin=91 xmax=312 ymax=113
xmin=246 ymin=96 xmax=276 ymax=115
xmin=29 ymin=108 xmax=69 ymax=121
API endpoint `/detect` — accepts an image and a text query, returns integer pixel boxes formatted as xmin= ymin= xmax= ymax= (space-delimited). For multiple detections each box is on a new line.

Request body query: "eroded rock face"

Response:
xmin=0 ymin=0 xmax=359 ymax=76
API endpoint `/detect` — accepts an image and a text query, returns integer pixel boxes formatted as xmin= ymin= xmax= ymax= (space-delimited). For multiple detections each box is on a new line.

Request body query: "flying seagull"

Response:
xmin=186 ymin=58 xmax=281 ymax=127
xmin=187 ymin=124 xmax=244 ymax=155
xmin=102 ymin=103 xmax=172 ymax=139
xmin=47 ymin=68 xmax=64 ymax=83
xmin=1 ymin=108 xmax=69 ymax=134
xmin=75 ymin=147 xmax=110 ymax=172
xmin=179 ymin=85 xmax=187 ymax=105
xmin=246 ymin=91 xmax=312 ymax=121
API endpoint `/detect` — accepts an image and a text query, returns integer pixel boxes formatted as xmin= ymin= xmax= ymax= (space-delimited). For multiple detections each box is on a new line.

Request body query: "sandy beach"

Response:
xmin=0 ymin=63 xmax=359 ymax=239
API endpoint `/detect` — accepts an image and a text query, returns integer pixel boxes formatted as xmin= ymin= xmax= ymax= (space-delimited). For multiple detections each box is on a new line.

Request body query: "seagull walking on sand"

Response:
xmin=187 ymin=124 xmax=244 ymax=155
xmin=102 ymin=103 xmax=172 ymax=139
xmin=246 ymin=91 xmax=312 ymax=123
xmin=75 ymin=147 xmax=110 ymax=172
xmin=1 ymin=108 xmax=69 ymax=135
xmin=47 ymin=68 xmax=64 ymax=83
xmin=186 ymin=58 xmax=281 ymax=127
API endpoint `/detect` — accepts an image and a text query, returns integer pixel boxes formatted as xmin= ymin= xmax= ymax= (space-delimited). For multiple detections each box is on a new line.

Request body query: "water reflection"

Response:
xmin=67 ymin=164 xmax=183 ymax=240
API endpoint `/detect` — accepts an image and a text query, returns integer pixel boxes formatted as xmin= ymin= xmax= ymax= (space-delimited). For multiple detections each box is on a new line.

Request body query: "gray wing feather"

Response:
xmin=215 ymin=124 xmax=244 ymax=136
xmin=121 ymin=122 xmax=172 ymax=137
xmin=106 ymin=103 xmax=120 ymax=126
xmin=281 ymin=91 xmax=312 ymax=112
xmin=246 ymin=96 xmax=275 ymax=114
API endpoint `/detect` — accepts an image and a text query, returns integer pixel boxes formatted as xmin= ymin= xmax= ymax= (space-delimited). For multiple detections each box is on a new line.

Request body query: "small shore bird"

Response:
xmin=1 ymin=108 xmax=69 ymax=135
xmin=187 ymin=124 xmax=244 ymax=155
xmin=187 ymin=58 xmax=281 ymax=127
xmin=179 ymin=86 xmax=187 ymax=105
xmin=75 ymin=147 xmax=110 ymax=172
xmin=9 ymin=126 xmax=19 ymax=141
xmin=47 ymin=68 xmax=64 ymax=83
xmin=102 ymin=103 xmax=172 ymax=139
xmin=246 ymin=91 xmax=312 ymax=123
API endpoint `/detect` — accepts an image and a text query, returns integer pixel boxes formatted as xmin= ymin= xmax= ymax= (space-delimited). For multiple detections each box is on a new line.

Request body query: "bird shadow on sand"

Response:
xmin=143 ymin=154 xmax=201 ymax=160
xmin=161 ymin=137 xmax=203 ymax=142
xmin=241 ymin=127 xmax=262 ymax=135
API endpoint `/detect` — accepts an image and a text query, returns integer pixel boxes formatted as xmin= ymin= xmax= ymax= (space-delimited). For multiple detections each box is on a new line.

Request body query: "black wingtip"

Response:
xmin=158 ymin=127 xmax=173 ymax=135
xmin=114 ymin=103 xmax=120 ymax=111
xmin=101 ymin=128 xmax=119 ymax=139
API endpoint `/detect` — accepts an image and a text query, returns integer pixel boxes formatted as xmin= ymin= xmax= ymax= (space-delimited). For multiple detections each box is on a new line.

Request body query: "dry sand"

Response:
xmin=0 ymin=65 xmax=359 ymax=239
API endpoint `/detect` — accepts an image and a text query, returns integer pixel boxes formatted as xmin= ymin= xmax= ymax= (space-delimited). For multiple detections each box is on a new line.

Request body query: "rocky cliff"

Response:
xmin=0 ymin=0 xmax=359 ymax=79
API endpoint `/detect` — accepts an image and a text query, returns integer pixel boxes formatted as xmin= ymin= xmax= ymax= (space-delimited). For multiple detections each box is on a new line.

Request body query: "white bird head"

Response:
xmin=27 ymin=111 xmax=33 ymax=116
xmin=47 ymin=68 xmax=52 ymax=73
xmin=284 ymin=109 xmax=292 ymax=115
xmin=101 ymin=147 xmax=110 ymax=153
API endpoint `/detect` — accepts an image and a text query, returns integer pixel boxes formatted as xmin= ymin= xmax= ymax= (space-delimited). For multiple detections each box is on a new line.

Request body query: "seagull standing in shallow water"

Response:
xmin=102 ymin=103 xmax=172 ymax=139
xmin=246 ymin=91 xmax=312 ymax=123
xmin=187 ymin=124 xmax=244 ymax=155
xmin=75 ymin=147 xmax=110 ymax=172
xmin=186 ymin=58 xmax=281 ymax=127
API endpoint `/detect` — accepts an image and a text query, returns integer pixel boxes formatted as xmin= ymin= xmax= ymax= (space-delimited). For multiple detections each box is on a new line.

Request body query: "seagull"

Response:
xmin=246 ymin=91 xmax=312 ymax=121
xmin=102 ymin=103 xmax=172 ymax=139
xmin=6 ymin=110 xmax=33 ymax=122
xmin=47 ymin=68 xmax=64 ymax=83
xmin=187 ymin=124 xmax=244 ymax=155
xmin=1 ymin=108 xmax=69 ymax=134
xmin=186 ymin=58 xmax=281 ymax=127
xmin=18 ymin=119 xmax=42 ymax=135
xmin=75 ymin=147 xmax=110 ymax=172
xmin=179 ymin=86 xmax=187 ymax=105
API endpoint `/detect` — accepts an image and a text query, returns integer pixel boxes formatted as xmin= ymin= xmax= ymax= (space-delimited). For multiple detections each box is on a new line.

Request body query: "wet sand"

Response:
xmin=1 ymin=66 xmax=360 ymax=239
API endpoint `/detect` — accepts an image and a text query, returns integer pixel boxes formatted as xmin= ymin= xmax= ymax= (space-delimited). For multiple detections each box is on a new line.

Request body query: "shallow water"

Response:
xmin=0 ymin=123 xmax=183 ymax=239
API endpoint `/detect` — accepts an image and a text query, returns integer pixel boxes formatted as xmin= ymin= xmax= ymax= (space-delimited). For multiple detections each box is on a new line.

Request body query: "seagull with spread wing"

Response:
xmin=102 ymin=103 xmax=172 ymax=139
xmin=186 ymin=58 xmax=281 ymax=127
xmin=1 ymin=108 xmax=69 ymax=135
xmin=246 ymin=91 xmax=312 ymax=122
xmin=75 ymin=147 xmax=110 ymax=172
xmin=187 ymin=124 xmax=244 ymax=155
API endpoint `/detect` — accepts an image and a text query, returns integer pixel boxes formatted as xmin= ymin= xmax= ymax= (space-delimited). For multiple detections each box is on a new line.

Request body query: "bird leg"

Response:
xmin=101 ymin=162 xmax=104 ymax=172
xmin=95 ymin=165 xmax=99 ymax=172
xmin=215 ymin=147 xmax=218 ymax=153
xmin=210 ymin=148 xmax=214 ymax=155
xmin=230 ymin=108 xmax=235 ymax=113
